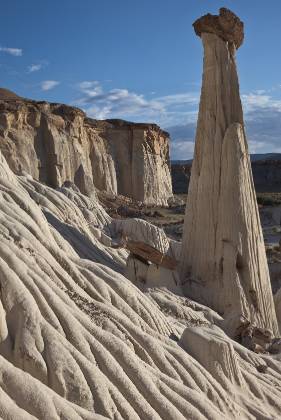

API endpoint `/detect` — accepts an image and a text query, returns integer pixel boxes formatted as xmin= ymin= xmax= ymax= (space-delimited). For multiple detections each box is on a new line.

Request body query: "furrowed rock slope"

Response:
xmin=1 ymin=150 xmax=281 ymax=419
xmin=180 ymin=8 xmax=279 ymax=337
xmin=0 ymin=92 xmax=172 ymax=205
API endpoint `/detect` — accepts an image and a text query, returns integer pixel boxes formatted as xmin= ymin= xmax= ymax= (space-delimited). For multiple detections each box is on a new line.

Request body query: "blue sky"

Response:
xmin=1 ymin=0 xmax=281 ymax=159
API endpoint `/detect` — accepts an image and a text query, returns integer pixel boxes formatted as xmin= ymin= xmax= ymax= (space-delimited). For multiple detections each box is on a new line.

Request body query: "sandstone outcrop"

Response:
xmin=180 ymin=9 xmax=279 ymax=336
xmin=0 ymin=92 xmax=172 ymax=205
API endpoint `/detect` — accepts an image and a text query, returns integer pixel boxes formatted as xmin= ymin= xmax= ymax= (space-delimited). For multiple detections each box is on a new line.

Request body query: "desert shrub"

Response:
xmin=257 ymin=193 xmax=281 ymax=206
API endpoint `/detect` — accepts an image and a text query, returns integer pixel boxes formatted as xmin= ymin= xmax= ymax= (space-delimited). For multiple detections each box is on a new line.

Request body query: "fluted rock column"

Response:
xmin=180 ymin=8 xmax=279 ymax=336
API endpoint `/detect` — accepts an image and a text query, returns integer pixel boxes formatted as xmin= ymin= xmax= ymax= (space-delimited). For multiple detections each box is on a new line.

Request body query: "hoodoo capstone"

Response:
xmin=180 ymin=9 xmax=279 ymax=337
xmin=193 ymin=7 xmax=244 ymax=49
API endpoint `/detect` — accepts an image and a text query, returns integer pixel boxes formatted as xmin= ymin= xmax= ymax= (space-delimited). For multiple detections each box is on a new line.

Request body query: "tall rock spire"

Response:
xmin=180 ymin=8 xmax=279 ymax=336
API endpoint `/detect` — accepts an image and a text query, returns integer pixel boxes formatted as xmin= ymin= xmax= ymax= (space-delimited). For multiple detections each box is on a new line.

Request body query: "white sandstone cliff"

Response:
xmin=0 ymin=93 xmax=172 ymax=205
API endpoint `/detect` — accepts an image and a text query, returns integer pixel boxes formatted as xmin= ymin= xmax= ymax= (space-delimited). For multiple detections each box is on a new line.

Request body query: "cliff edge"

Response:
xmin=0 ymin=90 xmax=173 ymax=206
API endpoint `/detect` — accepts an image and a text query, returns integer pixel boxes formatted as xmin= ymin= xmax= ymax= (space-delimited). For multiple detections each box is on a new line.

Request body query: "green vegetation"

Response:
xmin=256 ymin=193 xmax=281 ymax=206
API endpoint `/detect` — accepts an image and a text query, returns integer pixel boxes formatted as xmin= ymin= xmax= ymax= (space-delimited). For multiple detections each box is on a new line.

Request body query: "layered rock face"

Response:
xmin=103 ymin=119 xmax=172 ymax=205
xmin=180 ymin=9 xmax=279 ymax=336
xmin=0 ymin=94 xmax=172 ymax=205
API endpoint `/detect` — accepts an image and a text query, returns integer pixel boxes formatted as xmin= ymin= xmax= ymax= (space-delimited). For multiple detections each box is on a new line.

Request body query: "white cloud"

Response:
xmin=78 ymin=81 xmax=100 ymax=90
xmin=248 ymin=140 xmax=269 ymax=153
xmin=171 ymin=140 xmax=194 ymax=160
xmin=41 ymin=80 xmax=60 ymax=91
xmin=75 ymin=83 xmax=199 ymax=124
xmin=156 ymin=92 xmax=199 ymax=107
xmin=0 ymin=47 xmax=22 ymax=56
xmin=241 ymin=92 xmax=281 ymax=114
xmin=76 ymin=84 xmax=164 ymax=120
xmin=27 ymin=60 xmax=48 ymax=73
xmin=28 ymin=64 xmax=42 ymax=73
xmin=240 ymin=91 xmax=281 ymax=155
xmin=74 ymin=83 xmax=281 ymax=159
xmin=167 ymin=90 xmax=281 ymax=159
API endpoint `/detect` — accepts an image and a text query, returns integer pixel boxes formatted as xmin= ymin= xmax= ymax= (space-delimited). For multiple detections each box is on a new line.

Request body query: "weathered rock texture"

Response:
xmin=0 ymin=92 xmax=172 ymax=205
xmin=1 ymin=149 xmax=281 ymax=418
xmin=180 ymin=9 xmax=279 ymax=336
xmin=193 ymin=7 xmax=244 ymax=49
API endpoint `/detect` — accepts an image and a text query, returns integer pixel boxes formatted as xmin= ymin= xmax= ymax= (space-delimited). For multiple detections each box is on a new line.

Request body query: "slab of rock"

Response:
xmin=126 ymin=240 xmax=178 ymax=270
xmin=180 ymin=10 xmax=279 ymax=337
xmin=180 ymin=326 xmax=245 ymax=387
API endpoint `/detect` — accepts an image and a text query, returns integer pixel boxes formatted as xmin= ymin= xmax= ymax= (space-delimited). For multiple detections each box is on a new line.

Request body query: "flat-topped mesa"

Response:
xmin=0 ymin=92 xmax=173 ymax=206
xmin=180 ymin=9 xmax=279 ymax=337
xmin=193 ymin=7 xmax=244 ymax=50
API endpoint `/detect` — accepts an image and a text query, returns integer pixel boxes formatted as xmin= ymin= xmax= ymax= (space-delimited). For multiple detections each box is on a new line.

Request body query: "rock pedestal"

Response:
xmin=180 ymin=9 xmax=279 ymax=336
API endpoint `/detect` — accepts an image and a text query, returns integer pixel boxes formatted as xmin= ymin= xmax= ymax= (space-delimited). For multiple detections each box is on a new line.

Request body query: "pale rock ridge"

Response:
xmin=1 ymin=150 xmax=281 ymax=418
xmin=180 ymin=11 xmax=279 ymax=336
xmin=0 ymin=98 xmax=172 ymax=205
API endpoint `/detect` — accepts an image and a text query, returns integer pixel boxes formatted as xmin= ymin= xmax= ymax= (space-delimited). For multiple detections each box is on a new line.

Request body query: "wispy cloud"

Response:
xmin=28 ymin=60 xmax=48 ymax=73
xmin=28 ymin=63 xmax=42 ymax=73
xmin=74 ymin=82 xmax=281 ymax=160
xmin=75 ymin=82 xmax=199 ymax=124
xmin=156 ymin=92 xmax=199 ymax=107
xmin=171 ymin=140 xmax=195 ymax=160
xmin=241 ymin=92 xmax=281 ymax=114
xmin=0 ymin=47 xmax=23 ymax=56
xmin=168 ymin=90 xmax=281 ymax=159
xmin=78 ymin=81 xmax=100 ymax=90
xmin=76 ymin=83 xmax=164 ymax=120
xmin=41 ymin=80 xmax=60 ymax=91
xmin=167 ymin=122 xmax=196 ymax=160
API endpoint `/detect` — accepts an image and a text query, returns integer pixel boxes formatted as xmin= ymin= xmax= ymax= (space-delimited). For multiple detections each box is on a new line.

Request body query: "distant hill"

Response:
xmin=172 ymin=159 xmax=193 ymax=165
xmin=0 ymin=88 xmax=21 ymax=100
xmin=250 ymin=153 xmax=281 ymax=162
xmin=172 ymin=153 xmax=281 ymax=165
xmin=171 ymin=154 xmax=281 ymax=194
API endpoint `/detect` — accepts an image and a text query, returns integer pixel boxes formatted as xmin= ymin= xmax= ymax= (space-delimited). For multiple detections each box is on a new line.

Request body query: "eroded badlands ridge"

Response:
xmin=0 ymin=89 xmax=172 ymax=205
xmin=1 ymin=144 xmax=281 ymax=419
